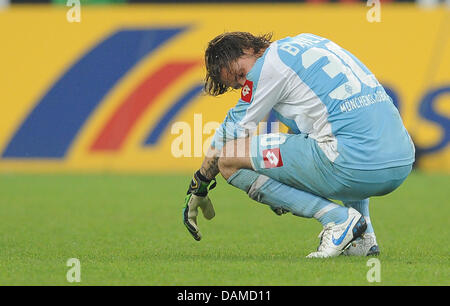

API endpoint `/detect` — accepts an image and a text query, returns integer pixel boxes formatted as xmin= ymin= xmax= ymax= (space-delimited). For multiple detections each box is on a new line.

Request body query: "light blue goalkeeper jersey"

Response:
xmin=211 ymin=33 xmax=415 ymax=170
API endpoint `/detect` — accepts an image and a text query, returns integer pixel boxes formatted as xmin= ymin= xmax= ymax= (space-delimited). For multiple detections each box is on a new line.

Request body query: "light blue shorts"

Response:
xmin=250 ymin=133 xmax=412 ymax=201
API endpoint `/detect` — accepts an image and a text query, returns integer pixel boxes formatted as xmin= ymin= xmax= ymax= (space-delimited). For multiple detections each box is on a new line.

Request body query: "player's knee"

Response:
xmin=218 ymin=138 xmax=252 ymax=181
xmin=218 ymin=142 xmax=238 ymax=180
xmin=218 ymin=155 xmax=236 ymax=181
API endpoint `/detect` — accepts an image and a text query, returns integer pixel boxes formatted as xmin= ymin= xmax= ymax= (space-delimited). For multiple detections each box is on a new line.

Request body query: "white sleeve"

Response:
xmin=239 ymin=43 xmax=287 ymax=130
xmin=211 ymin=43 xmax=287 ymax=151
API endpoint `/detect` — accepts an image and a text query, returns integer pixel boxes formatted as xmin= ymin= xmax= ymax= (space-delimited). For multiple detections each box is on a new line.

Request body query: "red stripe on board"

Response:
xmin=90 ymin=60 xmax=200 ymax=151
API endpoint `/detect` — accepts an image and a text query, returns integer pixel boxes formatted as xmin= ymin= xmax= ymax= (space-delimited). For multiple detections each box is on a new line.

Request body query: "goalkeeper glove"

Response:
xmin=183 ymin=170 xmax=216 ymax=241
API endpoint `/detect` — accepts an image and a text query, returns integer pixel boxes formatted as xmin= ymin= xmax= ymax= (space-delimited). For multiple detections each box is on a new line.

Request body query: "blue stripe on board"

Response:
xmin=2 ymin=28 xmax=185 ymax=158
xmin=144 ymin=84 xmax=203 ymax=146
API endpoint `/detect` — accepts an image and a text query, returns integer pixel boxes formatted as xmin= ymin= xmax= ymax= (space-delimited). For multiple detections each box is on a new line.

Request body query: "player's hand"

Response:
xmin=183 ymin=170 xmax=216 ymax=241
xmin=183 ymin=193 xmax=215 ymax=241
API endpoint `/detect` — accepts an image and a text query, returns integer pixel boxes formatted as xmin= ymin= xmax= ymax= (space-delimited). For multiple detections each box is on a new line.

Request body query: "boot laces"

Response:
xmin=317 ymin=223 xmax=335 ymax=252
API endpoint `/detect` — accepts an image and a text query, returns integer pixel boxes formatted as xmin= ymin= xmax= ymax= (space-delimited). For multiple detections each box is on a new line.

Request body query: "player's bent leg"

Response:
xmin=228 ymin=168 xmax=348 ymax=224
xmin=227 ymin=168 xmax=368 ymax=258
xmin=247 ymin=132 xmax=372 ymax=257
xmin=219 ymin=136 xmax=367 ymax=257
xmin=219 ymin=137 xmax=349 ymax=227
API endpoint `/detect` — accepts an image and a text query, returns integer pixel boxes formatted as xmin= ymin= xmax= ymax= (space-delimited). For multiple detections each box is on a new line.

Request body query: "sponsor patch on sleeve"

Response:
xmin=241 ymin=80 xmax=253 ymax=103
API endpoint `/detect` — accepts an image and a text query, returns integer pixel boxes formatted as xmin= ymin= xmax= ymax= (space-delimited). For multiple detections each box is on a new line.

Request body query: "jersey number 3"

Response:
xmin=301 ymin=42 xmax=380 ymax=100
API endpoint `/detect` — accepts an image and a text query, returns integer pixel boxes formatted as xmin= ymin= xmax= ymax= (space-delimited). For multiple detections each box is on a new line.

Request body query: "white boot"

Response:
xmin=306 ymin=208 xmax=367 ymax=258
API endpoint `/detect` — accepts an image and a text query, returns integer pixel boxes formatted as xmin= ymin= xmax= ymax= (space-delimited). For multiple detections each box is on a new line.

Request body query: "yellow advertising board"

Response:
xmin=0 ymin=4 xmax=448 ymax=173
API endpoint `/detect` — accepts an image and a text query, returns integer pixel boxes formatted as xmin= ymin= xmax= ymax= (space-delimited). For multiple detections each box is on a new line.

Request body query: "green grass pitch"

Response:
xmin=0 ymin=171 xmax=448 ymax=285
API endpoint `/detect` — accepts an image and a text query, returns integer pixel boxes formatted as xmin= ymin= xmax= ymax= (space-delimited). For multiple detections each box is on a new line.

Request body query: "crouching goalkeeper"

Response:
xmin=183 ymin=32 xmax=415 ymax=258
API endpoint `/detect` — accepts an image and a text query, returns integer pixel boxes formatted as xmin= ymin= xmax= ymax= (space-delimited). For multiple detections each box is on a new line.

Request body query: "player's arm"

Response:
xmin=182 ymin=103 xmax=255 ymax=241
xmin=182 ymin=101 xmax=271 ymax=241
xmin=183 ymin=46 xmax=287 ymax=240
xmin=182 ymin=146 xmax=219 ymax=241
xmin=199 ymin=146 xmax=221 ymax=180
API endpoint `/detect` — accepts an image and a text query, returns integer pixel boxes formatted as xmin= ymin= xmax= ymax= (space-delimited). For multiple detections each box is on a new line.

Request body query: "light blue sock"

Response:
xmin=227 ymin=169 xmax=348 ymax=226
xmin=343 ymin=199 xmax=374 ymax=233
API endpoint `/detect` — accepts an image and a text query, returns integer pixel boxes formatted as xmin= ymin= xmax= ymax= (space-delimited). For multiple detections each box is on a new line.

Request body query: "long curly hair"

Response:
xmin=204 ymin=32 xmax=272 ymax=96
